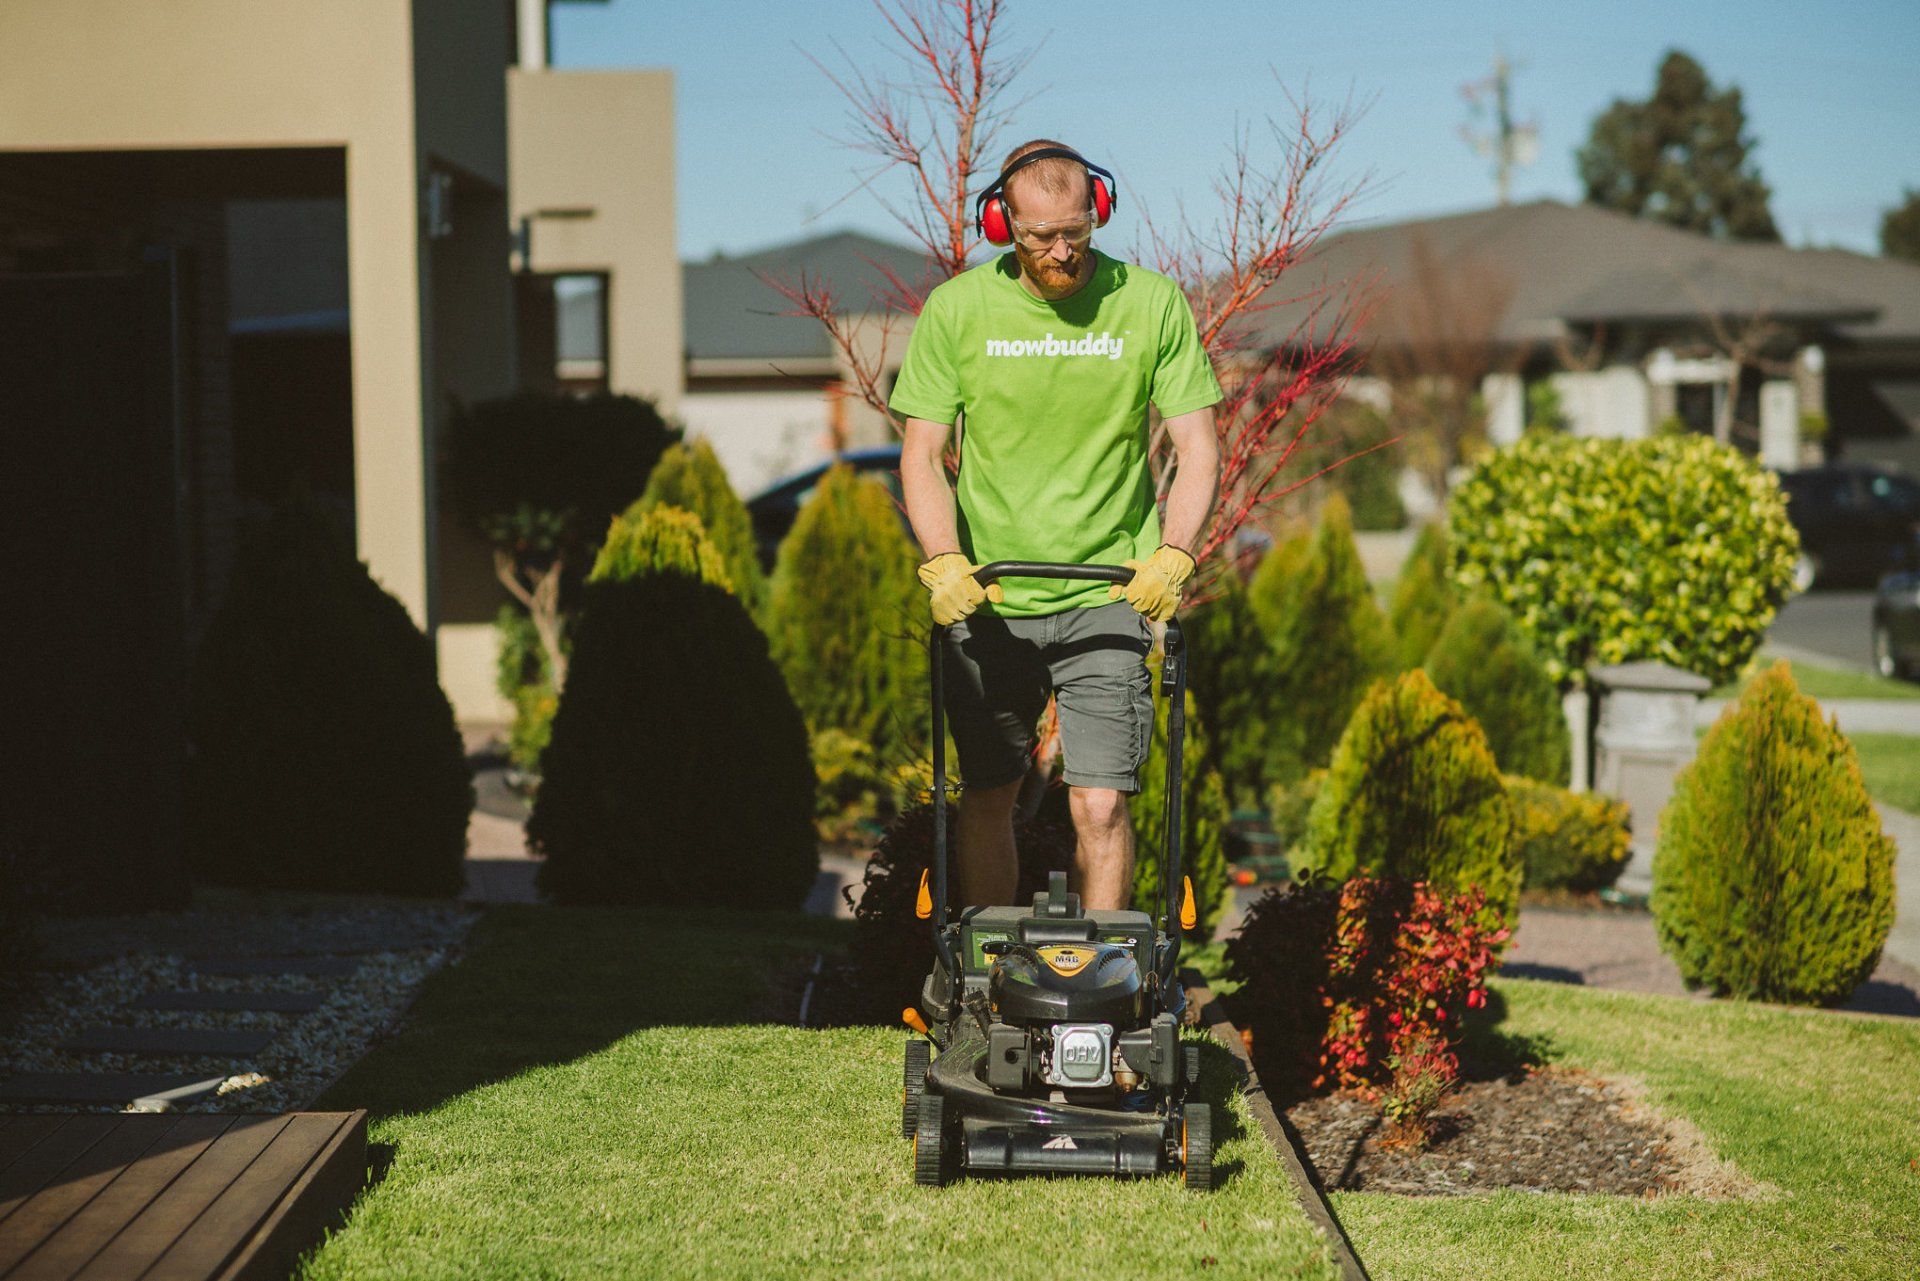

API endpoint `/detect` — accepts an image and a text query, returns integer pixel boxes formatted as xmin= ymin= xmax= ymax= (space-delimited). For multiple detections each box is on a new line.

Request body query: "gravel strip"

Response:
xmin=1 ymin=905 xmax=475 ymax=1114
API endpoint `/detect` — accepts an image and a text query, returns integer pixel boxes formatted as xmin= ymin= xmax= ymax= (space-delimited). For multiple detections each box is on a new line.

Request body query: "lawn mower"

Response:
xmin=901 ymin=561 xmax=1212 ymax=1190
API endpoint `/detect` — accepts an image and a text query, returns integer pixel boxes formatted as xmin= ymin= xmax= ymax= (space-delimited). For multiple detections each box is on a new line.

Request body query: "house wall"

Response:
xmin=0 ymin=0 xmax=516 ymax=642
xmin=682 ymin=383 xmax=840 ymax=497
xmin=508 ymin=68 xmax=681 ymax=413
xmin=1552 ymin=365 xmax=1652 ymax=439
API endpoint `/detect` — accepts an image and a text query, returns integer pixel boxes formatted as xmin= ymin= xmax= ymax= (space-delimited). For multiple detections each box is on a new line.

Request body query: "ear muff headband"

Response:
xmin=974 ymin=147 xmax=1117 ymax=246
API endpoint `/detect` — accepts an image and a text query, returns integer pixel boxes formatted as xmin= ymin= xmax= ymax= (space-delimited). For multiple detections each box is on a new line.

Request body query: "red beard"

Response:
xmin=1014 ymin=241 xmax=1086 ymax=289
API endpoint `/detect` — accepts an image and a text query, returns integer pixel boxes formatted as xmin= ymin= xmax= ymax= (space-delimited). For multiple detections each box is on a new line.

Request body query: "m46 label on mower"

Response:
xmin=1038 ymin=946 xmax=1089 ymax=975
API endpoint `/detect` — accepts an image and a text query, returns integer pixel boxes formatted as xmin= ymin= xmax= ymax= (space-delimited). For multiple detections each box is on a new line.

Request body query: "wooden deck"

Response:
xmin=0 ymin=1112 xmax=366 ymax=1280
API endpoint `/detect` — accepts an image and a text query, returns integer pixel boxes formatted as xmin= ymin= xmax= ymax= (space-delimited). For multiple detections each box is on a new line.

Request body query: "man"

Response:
xmin=891 ymin=139 xmax=1222 ymax=912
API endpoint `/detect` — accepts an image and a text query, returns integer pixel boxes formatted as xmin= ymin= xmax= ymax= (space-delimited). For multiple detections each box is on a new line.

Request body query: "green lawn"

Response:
xmin=1713 ymin=654 xmax=1920 ymax=701
xmin=1853 ymin=733 xmax=1920 ymax=814
xmin=302 ymin=908 xmax=1340 ymax=1280
xmin=1335 ymin=977 xmax=1920 ymax=1280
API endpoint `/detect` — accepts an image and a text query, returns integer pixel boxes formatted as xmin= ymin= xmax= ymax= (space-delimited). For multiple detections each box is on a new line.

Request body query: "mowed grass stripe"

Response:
xmin=302 ymin=908 xmax=1339 ymax=1280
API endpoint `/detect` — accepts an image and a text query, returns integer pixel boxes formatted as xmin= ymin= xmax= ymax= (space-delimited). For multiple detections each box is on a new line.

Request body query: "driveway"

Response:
xmin=1767 ymin=590 xmax=1878 ymax=670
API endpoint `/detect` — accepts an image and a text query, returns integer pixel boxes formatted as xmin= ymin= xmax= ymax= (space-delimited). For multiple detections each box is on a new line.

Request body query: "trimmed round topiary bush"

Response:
xmin=1294 ymin=670 xmax=1520 ymax=929
xmin=1651 ymin=661 xmax=1895 ymax=1005
xmin=1130 ymin=680 xmax=1232 ymax=940
xmin=1389 ymin=521 xmax=1453 ymax=671
xmin=1264 ymin=495 xmax=1397 ymax=781
xmin=1505 ymin=776 xmax=1631 ymax=892
xmin=527 ymin=519 xmax=817 ymax=909
xmin=1423 ymin=596 xmax=1570 ymax=784
xmin=766 ymin=465 xmax=926 ymax=767
xmin=186 ymin=490 xmax=472 ymax=896
xmin=1449 ymin=433 xmax=1799 ymax=687
xmin=625 ymin=439 xmax=765 ymax=614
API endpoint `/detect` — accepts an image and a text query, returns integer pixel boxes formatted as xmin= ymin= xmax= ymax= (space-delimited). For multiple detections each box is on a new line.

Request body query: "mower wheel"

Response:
xmin=902 ymin=1039 xmax=931 ymax=1138
xmin=913 ymin=1093 xmax=950 ymax=1186
xmin=1182 ymin=1103 xmax=1214 ymax=1191
xmin=1182 ymin=1043 xmax=1202 ymax=1089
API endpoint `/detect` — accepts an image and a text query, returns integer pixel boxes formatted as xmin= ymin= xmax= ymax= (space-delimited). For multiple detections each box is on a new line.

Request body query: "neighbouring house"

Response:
xmin=680 ymin=229 xmax=935 ymax=497
xmin=1256 ymin=199 xmax=1920 ymax=476
xmin=2 ymin=0 xmax=680 ymax=902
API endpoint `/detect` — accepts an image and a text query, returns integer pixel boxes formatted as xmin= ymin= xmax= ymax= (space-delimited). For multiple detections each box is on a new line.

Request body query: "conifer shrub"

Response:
xmin=590 ymin=505 xmax=733 ymax=588
xmin=1294 ymin=670 xmax=1520 ymax=930
xmin=809 ymin=801 xmax=1076 ymax=1025
xmin=1651 ymin=661 xmax=1895 ymax=1005
xmin=1389 ymin=522 xmax=1453 ymax=670
xmin=1423 ymin=596 xmax=1570 ymax=784
xmin=1130 ymin=681 xmax=1232 ymax=940
xmin=1449 ymin=433 xmax=1798 ymax=687
xmin=766 ymin=465 xmax=927 ymax=769
xmin=1505 ymin=776 xmax=1631 ymax=891
xmin=1265 ymin=496 xmax=1398 ymax=781
xmin=528 ymin=513 xmax=816 ymax=908
xmin=625 ymin=439 xmax=765 ymax=613
xmin=1 ymin=847 xmax=41 ymax=1013
xmin=186 ymin=490 xmax=472 ymax=896
xmin=1266 ymin=770 xmax=1325 ymax=857
xmin=1246 ymin=520 xmax=1312 ymax=637
xmin=1184 ymin=566 xmax=1281 ymax=809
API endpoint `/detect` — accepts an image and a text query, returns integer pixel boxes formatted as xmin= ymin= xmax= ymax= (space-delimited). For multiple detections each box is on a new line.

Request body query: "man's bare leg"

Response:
xmin=956 ymin=777 xmax=1022 ymax=907
xmin=1068 ymin=785 xmax=1134 ymax=910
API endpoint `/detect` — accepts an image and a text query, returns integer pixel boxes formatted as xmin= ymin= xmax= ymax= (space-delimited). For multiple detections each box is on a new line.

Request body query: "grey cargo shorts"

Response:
xmin=941 ymin=601 xmax=1154 ymax=793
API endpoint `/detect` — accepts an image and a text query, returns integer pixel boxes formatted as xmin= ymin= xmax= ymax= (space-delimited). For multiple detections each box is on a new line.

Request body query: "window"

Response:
xmin=553 ymin=273 xmax=608 ymax=393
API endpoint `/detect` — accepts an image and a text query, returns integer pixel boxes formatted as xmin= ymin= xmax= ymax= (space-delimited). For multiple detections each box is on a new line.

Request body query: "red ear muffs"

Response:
xmin=975 ymin=147 xmax=1117 ymax=246
xmin=980 ymin=193 xmax=1014 ymax=246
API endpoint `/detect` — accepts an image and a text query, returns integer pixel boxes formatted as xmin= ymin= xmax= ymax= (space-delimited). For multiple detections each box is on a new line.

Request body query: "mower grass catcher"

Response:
xmin=902 ymin=562 xmax=1213 ymax=1190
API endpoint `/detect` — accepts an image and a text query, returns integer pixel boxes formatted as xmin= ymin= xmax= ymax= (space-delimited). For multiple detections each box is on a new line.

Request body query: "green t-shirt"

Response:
xmin=888 ymin=249 xmax=1223 ymax=616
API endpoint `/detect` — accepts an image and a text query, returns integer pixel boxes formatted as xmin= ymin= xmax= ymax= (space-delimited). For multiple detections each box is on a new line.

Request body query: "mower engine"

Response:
xmin=982 ymin=942 xmax=1181 ymax=1096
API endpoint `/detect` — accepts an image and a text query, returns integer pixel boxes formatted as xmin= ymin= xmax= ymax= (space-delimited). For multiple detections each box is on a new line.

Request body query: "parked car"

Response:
xmin=1775 ymin=464 xmax=1920 ymax=591
xmin=746 ymin=445 xmax=905 ymax=569
xmin=1872 ymin=536 xmax=1920 ymax=681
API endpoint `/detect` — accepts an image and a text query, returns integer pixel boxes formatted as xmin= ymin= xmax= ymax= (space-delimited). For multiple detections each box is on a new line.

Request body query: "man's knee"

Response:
xmin=1068 ymin=785 xmax=1129 ymax=832
xmin=960 ymin=777 xmax=1022 ymax=817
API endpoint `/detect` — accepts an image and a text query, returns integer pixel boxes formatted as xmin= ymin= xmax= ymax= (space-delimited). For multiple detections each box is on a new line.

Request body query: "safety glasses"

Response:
xmin=1009 ymin=208 xmax=1096 ymax=250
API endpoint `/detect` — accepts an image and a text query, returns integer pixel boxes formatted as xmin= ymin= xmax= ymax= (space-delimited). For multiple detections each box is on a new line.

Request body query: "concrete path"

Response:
xmin=1880 ymin=802 xmax=1920 ymax=974
xmin=1766 ymin=591 xmax=1876 ymax=671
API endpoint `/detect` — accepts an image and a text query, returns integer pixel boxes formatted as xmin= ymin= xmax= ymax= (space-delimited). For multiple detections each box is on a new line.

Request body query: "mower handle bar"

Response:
xmin=927 ymin=561 xmax=1188 ymax=991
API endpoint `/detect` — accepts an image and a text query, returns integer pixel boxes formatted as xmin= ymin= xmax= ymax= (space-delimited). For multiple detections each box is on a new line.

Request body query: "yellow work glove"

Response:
xmin=1109 ymin=544 xmax=1196 ymax=622
xmin=917 ymin=552 xmax=1003 ymax=626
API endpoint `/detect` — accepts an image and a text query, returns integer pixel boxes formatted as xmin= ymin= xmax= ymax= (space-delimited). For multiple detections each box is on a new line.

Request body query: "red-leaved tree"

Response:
xmin=769 ymin=0 xmax=1375 ymax=593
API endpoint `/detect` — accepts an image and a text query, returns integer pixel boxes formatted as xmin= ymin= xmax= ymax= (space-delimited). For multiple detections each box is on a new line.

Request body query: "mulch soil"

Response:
xmin=1288 ymin=1062 xmax=1681 ymax=1196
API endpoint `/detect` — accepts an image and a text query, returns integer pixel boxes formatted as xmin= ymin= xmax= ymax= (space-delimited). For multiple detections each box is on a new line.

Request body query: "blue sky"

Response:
xmin=552 ymin=0 xmax=1920 ymax=261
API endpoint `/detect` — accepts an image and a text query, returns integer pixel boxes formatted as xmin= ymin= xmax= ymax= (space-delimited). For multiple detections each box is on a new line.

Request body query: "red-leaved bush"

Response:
xmin=1222 ymin=872 xmax=1509 ymax=1109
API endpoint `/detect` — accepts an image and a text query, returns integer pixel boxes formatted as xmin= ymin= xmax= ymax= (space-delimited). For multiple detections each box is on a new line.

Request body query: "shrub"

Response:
xmin=766 ymin=465 xmax=927 ymax=766
xmin=1246 ymin=520 xmax=1312 ymax=637
xmin=1265 ymin=496 xmax=1398 ymax=780
xmin=1266 ymin=770 xmax=1325 ymax=858
xmin=1130 ymin=680 xmax=1232 ymax=940
xmin=527 ymin=516 xmax=815 ymax=908
xmin=1651 ymin=661 xmax=1895 ymax=1005
xmin=186 ymin=489 xmax=472 ymax=896
xmin=626 ymin=439 xmax=766 ymax=614
xmin=1 ymin=846 xmax=41 ymax=1015
xmin=1184 ymin=566 xmax=1279 ymax=809
xmin=1423 ymin=596 xmax=1570 ymax=784
xmin=810 ymin=801 xmax=1076 ymax=1026
xmin=1449 ymin=433 xmax=1799 ymax=687
xmin=590 ymin=505 xmax=733 ymax=588
xmin=1505 ymin=776 xmax=1631 ymax=891
xmin=1295 ymin=670 xmax=1520 ymax=930
xmin=1223 ymin=873 xmax=1507 ymax=1106
xmin=811 ymin=727 xmax=913 ymax=845
xmin=493 ymin=603 xmax=558 ymax=775
xmin=1388 ymin=522 xmax=1452 ymax=670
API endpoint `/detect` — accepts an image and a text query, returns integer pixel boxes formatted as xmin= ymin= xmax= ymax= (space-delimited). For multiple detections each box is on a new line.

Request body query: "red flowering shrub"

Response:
xmin=1222 ymin=871 xmax=1509 ymax=1107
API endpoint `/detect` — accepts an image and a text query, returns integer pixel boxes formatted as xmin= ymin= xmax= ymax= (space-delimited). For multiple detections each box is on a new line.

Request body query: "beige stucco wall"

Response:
xmin=0 ymin=0 xmax=516 ymax=645
xmin=509 ymin=67 xmax=682 ymax=413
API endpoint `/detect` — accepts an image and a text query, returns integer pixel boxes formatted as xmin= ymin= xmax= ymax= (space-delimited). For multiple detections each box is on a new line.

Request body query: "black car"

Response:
xmin=745 ymin=444 xmax=905 ymax=569
xmin=1776 ymin=464 xmax=1920 ymax=590
xmin=1872 ymin=536 xmax=1920 ymax=681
